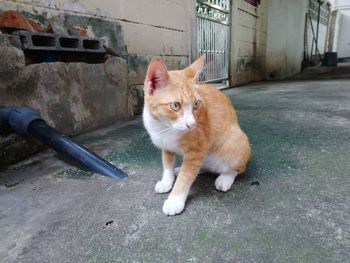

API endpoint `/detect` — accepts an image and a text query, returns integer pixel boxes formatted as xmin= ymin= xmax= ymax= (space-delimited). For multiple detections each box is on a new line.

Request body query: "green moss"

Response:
xmin=63 ymin=14 xmax=126 ymax=56
xmin=54 ymin=168 xmax=94 ymax=180
xmin=20 ymin=9 xmax=48 ymax=25
xmin=104 ymin=125 xmax=161 ymax=169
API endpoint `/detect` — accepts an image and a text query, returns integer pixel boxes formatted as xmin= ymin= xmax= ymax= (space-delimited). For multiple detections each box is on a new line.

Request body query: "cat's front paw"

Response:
xmin=215 ymin=174 xmax=235 ymax=192
xmin=155 ymin=180 xmax=173 ymax=193
xmin=162 ymin=196 xmax=185 ymax=216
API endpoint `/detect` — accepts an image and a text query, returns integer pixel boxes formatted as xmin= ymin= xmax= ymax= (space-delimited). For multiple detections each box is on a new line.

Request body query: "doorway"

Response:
xmin=196 ymin=0 xmax=231 ymax=87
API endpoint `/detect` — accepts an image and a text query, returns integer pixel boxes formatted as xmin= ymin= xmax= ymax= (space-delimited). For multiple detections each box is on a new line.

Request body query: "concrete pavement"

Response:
xmin=1 ymin=79 xmax=350 ymax=262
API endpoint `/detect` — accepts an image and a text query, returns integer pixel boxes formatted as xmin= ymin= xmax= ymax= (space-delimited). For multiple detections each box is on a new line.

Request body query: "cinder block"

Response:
xmin=13 ymin=30 xmax=106 ymax=53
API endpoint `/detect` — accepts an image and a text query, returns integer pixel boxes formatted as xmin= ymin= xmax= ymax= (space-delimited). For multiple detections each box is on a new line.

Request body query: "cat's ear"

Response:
xmin=185 ymin=55 xmax=205 ymax=80
xmin=145 ymin=58 xmax=169 ymax=95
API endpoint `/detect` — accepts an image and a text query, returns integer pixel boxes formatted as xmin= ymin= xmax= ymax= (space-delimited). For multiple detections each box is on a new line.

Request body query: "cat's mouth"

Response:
xmin=173 ymin=125 xmax=196 ymax=133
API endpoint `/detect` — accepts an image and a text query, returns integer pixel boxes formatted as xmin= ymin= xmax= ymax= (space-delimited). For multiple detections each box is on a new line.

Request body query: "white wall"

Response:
xmin=337 ymin=10 xmax=350 ymax=57
xmin=1 ymin=0 xmax=193 ymax=86
xmin=1 ymin=0 xmax=190 ymax=56
xmin=333 ymin=12 xmax=342 ymax=51
xmin=328 ymin=10 xmax=342 ymax=52
xmin=327 ymin=1 xmax=350 ymax=57
xmin=265 ymin=0 xmax=307 ymax=79
xmin=333 ymin=0 xmax=350 ymax=7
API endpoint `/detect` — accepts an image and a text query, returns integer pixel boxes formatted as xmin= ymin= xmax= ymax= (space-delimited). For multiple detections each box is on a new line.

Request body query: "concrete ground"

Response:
xmin=1 ymin=79 xmax=350 ymax=262
xmin=290 ymin=62 xmax=350 ymax=81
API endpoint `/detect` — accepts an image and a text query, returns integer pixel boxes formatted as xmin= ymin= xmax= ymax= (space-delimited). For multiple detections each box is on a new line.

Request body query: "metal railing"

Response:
xmin=196 ymin=0 xmax=230 ymax=84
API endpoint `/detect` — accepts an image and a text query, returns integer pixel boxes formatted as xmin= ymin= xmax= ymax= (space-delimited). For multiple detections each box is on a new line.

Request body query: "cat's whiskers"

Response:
xmin=156 ymin=127 xmax=173 ymax=136
xmin=151 ymin=122 xmax=173 ymax=136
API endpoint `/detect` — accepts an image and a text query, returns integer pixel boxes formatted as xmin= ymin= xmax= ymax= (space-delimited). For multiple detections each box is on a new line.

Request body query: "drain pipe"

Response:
xmin=0 ymin=106 xmax=127 ymax=180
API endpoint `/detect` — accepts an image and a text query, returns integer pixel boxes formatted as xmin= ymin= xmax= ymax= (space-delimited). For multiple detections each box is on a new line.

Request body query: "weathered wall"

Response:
xmin=0 ymin=0 xmax=191 ymax=86
xmin=117 ymin=0 xmax=191 ymax=86
xmin=327 ymin=10 xmax=342 ymax=52
xmin=0 ymin=34 xmax=130 ymax=166
xmin=265 ymin=0 xmax=307 ymax=79
xmin=230 ymin=0 xmax=268 ymax=86
xmin=337 ymin=10 xmax=350 ymax=58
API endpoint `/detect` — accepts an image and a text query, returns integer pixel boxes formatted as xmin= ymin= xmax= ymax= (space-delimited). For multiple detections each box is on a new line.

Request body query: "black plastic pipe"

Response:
xmin=0 ymin=107 xmax=127 ymax=180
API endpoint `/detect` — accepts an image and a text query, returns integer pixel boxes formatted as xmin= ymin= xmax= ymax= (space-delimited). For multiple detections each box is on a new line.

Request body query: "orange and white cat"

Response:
xmin=143 ymin=56 xmax=251 ymax=216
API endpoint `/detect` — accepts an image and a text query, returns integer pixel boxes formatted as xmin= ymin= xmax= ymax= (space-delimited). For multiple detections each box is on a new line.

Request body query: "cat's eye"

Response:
xmin=170 ymin=102 xmax=181 ymax=111
xmin=193 ymin=100 xmax=201 ymax=110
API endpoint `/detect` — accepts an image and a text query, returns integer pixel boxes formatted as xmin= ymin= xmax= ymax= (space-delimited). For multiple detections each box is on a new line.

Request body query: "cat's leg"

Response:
xmin=163 ymin=154 xmax=204 ymax=216
xmin=215 ymin=171 xmax=238 ymax=192
xmin=174 ymin=166 xmax=207 ymax=176
xmin=155 ymin=150 xmax=176 ymax=194
xmin=174 ymin=166 xmax=181 ymax=176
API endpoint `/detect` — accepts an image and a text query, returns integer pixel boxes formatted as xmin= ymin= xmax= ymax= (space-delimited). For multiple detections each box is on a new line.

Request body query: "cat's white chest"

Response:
xmin=151 ymin=129 xmax=181 ymax=153
xmin=143 ymin=106 xmax=182 ymax=154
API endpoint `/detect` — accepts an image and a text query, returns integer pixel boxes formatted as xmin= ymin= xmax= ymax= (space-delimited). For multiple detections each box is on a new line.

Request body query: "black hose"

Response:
xmin=28 ymin=120 xmax=127 ymax=180
xmin=0 ymin=107 xmax=127 ymax=180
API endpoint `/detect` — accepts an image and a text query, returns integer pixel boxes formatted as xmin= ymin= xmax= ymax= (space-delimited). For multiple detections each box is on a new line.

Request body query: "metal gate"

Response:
xmin=196 ymin=0 xmax=230 ymax=85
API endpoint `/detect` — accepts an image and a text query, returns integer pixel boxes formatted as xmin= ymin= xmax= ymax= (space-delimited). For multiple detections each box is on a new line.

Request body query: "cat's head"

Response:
xmin=144 ymin=56 xmax=205 ymax=133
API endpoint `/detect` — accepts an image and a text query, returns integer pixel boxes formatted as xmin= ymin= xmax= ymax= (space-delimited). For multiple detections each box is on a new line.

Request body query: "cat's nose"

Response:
xmin=186 ymin=122 xmax=196 ymax=129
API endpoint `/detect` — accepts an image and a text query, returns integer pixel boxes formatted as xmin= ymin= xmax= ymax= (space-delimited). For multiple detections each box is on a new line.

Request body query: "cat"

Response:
xmin=143 ymin=56 xmax=251 ymax=216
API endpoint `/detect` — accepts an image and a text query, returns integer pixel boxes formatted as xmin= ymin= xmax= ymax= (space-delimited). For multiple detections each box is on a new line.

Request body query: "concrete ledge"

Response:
xmin=0 ymin=34 xmax=132 ymax=166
